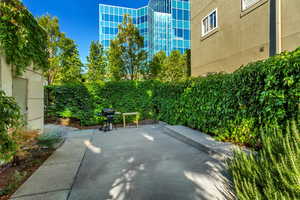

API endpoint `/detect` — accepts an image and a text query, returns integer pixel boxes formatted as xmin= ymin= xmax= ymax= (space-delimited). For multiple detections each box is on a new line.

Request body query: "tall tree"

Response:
xmin=107 ymin=39 xmax=124 ymax=81
xmin=56 ymin=37 xmax=82 ymax=84
xmin=159 ymin=50 xmax=187 ymax=82
xmin=108 ymin=14 xmax=147 ymax=80
xmin=86 ymin=41 xmax=107 ymax=82
xmin=37 ymin=15 xmax=82 ymax=85
xmin=147 ymin=51 xmax=167 ymax=80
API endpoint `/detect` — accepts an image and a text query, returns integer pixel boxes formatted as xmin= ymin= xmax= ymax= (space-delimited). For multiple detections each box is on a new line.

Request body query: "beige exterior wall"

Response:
xmin=281 ymin=0 xmax=300 ymax=52
xmin=191 ymin=0 xmax=300 ymax=76
xmin=0 ymin=54 xmax=44 ymax=132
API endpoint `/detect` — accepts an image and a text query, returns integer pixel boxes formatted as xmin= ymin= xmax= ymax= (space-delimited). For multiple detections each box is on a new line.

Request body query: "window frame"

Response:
xmin=201 ymin=8 xmax=218 ymax=37
xmin=241 ymin=0 xmax=261 ymax=11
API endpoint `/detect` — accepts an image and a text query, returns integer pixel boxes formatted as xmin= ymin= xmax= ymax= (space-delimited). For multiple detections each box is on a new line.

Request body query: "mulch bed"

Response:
xmin=0 ymin=148 xmax=54 ymax=200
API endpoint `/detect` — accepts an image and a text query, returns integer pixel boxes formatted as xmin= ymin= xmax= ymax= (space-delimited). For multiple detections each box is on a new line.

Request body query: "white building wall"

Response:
xmin=0 ymin=54 xmax=44 ymax=132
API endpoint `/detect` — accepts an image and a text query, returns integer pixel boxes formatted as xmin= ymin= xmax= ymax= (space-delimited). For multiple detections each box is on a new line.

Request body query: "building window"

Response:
xmin=202 ymin=9 xmax=217 ymax=36
xmin=241 ymin=0 xmax=261 ymax=11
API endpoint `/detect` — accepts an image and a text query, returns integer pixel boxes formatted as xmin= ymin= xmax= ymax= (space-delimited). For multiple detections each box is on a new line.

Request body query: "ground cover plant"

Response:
xmin=228 ymin=117 xmax=300 ymax=200
xmin=46 ymin=47 xmax=300 ymax=147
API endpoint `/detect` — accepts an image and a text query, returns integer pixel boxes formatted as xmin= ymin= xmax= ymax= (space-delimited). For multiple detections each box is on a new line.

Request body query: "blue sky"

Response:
xmin=22 ymin=0 xmax=149 ymax=64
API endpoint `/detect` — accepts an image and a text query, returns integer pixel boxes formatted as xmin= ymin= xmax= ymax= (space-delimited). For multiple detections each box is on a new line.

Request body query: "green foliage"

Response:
xmin=36 ymin=132 xmax=62 ymax=149
xmin=0 ymin=90 xmax=22 ymax=163
xmin=45 ymin=48 xmax=299 ymax=145
xmin=185 ymin=49 xmax=191 ymax=77
xmin=45 ymin=84 xmax=95 ymax=126
xmin=107 ymin=39 xmax=125 ymax=81
xmin=86 ymin=41 xmax=107 ymax=82
xmin=158 ymin=50 xmax=188 ymax=82
xmin=107 ymin=14 xmax=147 ymax=80
xmin=37 ymin=15 xmax=82 ymax=85
xmin=147 ymin=51 xmax=167 ymax=80
xmin=154 ymin=48 xmax=300 ymax=146
xmin=45 ymin=81 xmax=155 ymax=126
xmin=0 ymin=0 xmax=49 ymax=75
xmin=228 ymin=119 xmax=300 ymax=200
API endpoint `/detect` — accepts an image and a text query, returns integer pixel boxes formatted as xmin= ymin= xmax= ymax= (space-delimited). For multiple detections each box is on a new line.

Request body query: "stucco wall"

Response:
xmin=281 ymin=0 xmax=300 ymax=52
xmin=0 ymin=54 xmax=44 ymax=132
xmin=191 ymin=0 xmax=300 ymax=76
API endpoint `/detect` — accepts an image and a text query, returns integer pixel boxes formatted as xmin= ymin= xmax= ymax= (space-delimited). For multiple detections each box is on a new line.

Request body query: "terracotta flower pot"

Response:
xmin=59 ymin=118 xmax=70 ymax=126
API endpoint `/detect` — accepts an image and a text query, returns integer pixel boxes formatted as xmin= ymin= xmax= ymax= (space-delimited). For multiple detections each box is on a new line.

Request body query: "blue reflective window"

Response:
xmin=184 ymin=21 xmax=190 ymax=29
xmin=175 ymin=29 xmax=183 ymax=37
xmin=183 ymin=2 xmax=189 ymax=9
xmin=178 ymin=20 xmax=183 ymax=28
xmin=183 ymin=30 xmax=190 ymax=40
xmin=184 ymin=40 xmax=190 ymax=48
xmin=172 ymin=20 xmax=176 ymax=27
xmin=178 ymin=29 xmax=183 ymax=37
xmin=104 ymin=6 xmax=109 ymax=13
xmin=177 ymin=1 xmax=183 ymax=9
xmin=183 ymin=10 xmax=189 ymax=20
xmin=178 ymin=40 xmax=183 ymax=47
xmin=172 ymin=0 xmax=176 ymax=7
xmin=172 ymin=9 xmax=177 ymax=19
xmin=103 ymin=27 xmax=110 ymax=34
xmin=177 ymin=9 xmax=183 ymax=20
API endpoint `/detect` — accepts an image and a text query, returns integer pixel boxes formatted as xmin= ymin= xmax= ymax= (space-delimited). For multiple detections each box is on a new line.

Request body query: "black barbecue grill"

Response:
xmin=99 ymin=108 xmax=116 ymax=132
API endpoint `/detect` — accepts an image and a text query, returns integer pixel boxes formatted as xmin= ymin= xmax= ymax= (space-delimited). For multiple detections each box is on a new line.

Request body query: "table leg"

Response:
xmin=123 ymin=115 xmax=126 ymax=128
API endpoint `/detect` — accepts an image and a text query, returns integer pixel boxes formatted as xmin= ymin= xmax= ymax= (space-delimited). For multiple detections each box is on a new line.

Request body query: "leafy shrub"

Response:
xmin=228 ymin=119 xmax=300 ymax=200
xmin=45 ymin=84 xmax=95 ymax=126
xmin=45 ymin=48 xmax=300 ymax=145
xmin=154 ymin=48 xmax=300 ymax=146
xmin=45 ymin=81 xmax=155 ymax=125
xmin=0 ymin=90 xmax=22 ymax=163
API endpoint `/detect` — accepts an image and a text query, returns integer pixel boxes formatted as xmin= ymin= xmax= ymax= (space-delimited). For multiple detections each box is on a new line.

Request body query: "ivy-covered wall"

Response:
xmin=0 ymin=0 xmax=48 ymax=75
xmin=45 ymin=48 xmax=300 ymax=146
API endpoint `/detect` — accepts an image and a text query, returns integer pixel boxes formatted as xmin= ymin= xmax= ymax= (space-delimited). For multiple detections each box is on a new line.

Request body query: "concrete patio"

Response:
xmin=11 ymin=124 xmax=234 ymax=200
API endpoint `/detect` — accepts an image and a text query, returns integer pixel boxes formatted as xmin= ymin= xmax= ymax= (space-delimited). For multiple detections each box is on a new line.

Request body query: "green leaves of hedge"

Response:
xmin=45 ymin=48 xmax=300 ymax=146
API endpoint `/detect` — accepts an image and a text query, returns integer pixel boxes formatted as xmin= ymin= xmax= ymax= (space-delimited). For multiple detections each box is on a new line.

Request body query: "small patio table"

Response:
xmin=122 ymin=112 xmax=139 ymax=128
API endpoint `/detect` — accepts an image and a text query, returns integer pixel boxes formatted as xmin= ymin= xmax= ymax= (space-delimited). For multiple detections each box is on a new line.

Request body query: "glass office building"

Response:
xmin=99 ymin=0 xmax=190 ymax=57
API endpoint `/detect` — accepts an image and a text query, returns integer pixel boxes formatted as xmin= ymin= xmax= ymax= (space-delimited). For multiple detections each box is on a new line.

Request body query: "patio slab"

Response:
xmin=11 ymin=125 xmax=235 ymax=200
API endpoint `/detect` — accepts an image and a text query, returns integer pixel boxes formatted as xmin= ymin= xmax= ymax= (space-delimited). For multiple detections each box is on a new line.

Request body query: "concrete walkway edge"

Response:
xmin=159 ymin=122 xmax=248 ymax=158
xmin=10 ymin=129 xmax=95 ymax=200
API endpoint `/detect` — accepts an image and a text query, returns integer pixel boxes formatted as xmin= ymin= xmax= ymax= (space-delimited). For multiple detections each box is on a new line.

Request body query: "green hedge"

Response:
xmin=154 ymin=48 xmax=300 ymax=146
xmin=45 ymin=48 xmax=300 ymax=145
xmin=45 ymin=81 xmax=156 ymax=126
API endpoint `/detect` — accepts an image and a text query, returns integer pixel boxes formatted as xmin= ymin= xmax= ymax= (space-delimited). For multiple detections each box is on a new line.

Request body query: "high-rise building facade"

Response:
xmin=99 ymin=0 xmax=190 ymax=57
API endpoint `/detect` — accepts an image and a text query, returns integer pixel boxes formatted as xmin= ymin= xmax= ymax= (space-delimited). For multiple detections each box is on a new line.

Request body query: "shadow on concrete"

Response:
xmin=69 ymin=126 xmax=235 ymax=200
